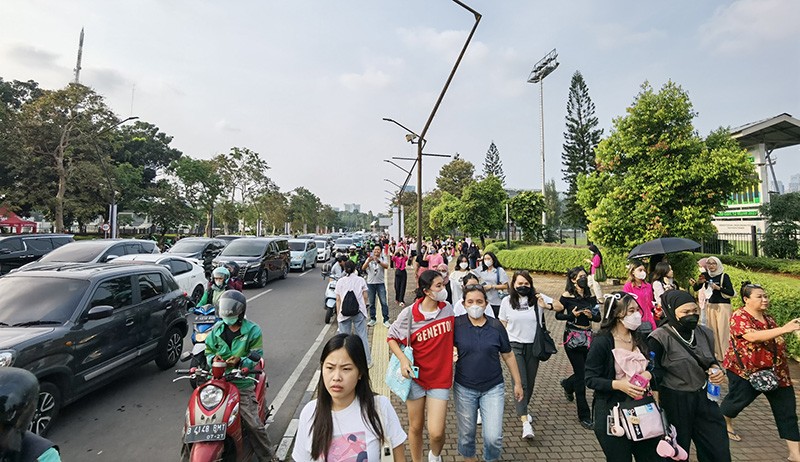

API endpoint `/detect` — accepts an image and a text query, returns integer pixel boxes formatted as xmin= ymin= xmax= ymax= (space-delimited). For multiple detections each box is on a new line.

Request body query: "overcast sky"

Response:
xmin=2 ymin=0 xmax=799 ymax=214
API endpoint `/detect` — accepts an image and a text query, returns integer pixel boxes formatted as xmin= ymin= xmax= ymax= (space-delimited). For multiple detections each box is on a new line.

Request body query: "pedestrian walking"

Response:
xmin=498 ymin=270 xmax=554 ymax=439
xmin=623 ymin=260 xmax=657 ymax=333
xmin=651 ymin=261 xmax=677 ymax=321
xmin=696 ymin=256 xmax=734 ymax=360
xmin=449 ymin=254 xmax=472 ymax=305
xmin=647 ymin=289 xmax=730 ymax=461
xmin=477 ymin=252 xmax=508 ymax=318
xmin=721 ymin=282 xmax=800 ymax=460
xmin=467 ymin=242 xmax=480 ymax=270
xmin=585 ymin=291 xmax=661 ymax=461
xmin=453 ymin=283 xmax=523 ymax=461
xmin=293 ymin=334 xmax=407 ymax=461
xmin=363 ymin=245 xmax=391 ymax=328
xmin=335 ymin=260 xmax=372 ymax=368
xmin=387 ymin=270 xmax=455 ymax=462
xmin=392 ymin=246 xmax=411 ymax=307
xmin=454 ymin=273 xmax=495 ymax=318
xmin=556 ymin=266 xmax=600 ymax=429
xmin=585 ymin=244 xmax=605 ymax=299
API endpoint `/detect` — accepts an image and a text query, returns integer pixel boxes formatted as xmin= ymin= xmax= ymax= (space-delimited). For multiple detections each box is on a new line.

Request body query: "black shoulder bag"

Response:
xmin=533 ymin=306 xmax=557 ymax=361
xmin=732 ymin=337 xmax=779 ymax=392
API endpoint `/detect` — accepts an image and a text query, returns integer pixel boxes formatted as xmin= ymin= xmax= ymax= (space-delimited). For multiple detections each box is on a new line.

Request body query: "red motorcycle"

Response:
xmin=175 ymin=352 xmax=271 ymax=461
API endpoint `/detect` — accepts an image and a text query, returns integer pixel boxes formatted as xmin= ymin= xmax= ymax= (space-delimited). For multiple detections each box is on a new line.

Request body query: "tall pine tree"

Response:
xmin=482 ymin=141 xmax=505 ymax=186
xmin=561 ymin=71 xmax=602 ymax=229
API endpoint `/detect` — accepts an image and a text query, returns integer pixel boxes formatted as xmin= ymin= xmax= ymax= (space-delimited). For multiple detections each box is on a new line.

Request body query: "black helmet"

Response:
xmin=224 ymin=261 xmax=240 ymax=276
xmin=0 ymin=368 xmax=39 ymax=452
xmin=218 ymin=290 xmax=247 ymax=322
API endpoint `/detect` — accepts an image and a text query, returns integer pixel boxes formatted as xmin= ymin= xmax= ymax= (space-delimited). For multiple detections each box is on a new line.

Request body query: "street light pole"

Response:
xmin=527 ymin=49 xmax=559 ymax=227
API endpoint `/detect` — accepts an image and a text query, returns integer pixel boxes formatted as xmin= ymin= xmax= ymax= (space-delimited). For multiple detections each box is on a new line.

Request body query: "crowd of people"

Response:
xmin=293 ymin=234 xmax=800 ymax=462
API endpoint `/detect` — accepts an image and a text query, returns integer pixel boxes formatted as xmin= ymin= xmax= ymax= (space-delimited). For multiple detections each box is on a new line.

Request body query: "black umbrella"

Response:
xmin=627 ymin=237 xmax=701 ymax=260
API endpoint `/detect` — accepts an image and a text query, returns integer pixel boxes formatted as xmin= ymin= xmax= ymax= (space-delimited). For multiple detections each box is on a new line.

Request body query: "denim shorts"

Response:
xmin=408 ymin=379 xmax=450 ymax=401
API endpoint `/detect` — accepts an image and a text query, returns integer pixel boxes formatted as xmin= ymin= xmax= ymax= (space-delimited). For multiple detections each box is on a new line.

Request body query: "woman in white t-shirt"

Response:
xmin=453 ymin=272 xmax=495 ymax=318
xmin=293 ymin=333 xmax=407 ymax=462
xmin=449 ymin=254 xmax=472 ymax=304
xmin=498 ymin=270 xmax=553 ymax=440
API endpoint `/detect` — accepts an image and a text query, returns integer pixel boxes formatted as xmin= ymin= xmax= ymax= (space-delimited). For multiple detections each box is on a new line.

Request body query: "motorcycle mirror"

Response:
xmin=180 ymin=351 xmax=192 ymax=362
xmin=247 ymin=351 xmax=261 ymax=362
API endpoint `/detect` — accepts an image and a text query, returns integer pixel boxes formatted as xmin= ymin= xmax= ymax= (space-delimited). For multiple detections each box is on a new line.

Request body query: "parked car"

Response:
xmin=14 ymin=239 xmax=159 ymax=272
xmin=333 ymin=237 xmax=355 ymax=254
xmin=0 ymin=263 xmax=189 ymax=435
xmin=111 ymin=254 xmax=208 ymax=306
xmin=296 ymin=234 xmax=316 ymax=240
xmin=289 ymin=239 xmax=317 ymax=271
xmin=0 ymin=234 xmax=74 ymax=274
xmin=212 ymin=237 xmax=289 ymax=287
xmin=166 ymin=237 xmax=226 ymax=274
xmin=314 ymin=239 xmax=332 ymax=262
xmin=214 ymin=235 xmax=250 ymax=244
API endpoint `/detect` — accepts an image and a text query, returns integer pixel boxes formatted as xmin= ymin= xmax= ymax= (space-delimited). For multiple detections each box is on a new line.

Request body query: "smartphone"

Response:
xmin=630 ymin=373 xmax=649 ymax=389
xmin=411 ymin=366 xmax=420 ymax=379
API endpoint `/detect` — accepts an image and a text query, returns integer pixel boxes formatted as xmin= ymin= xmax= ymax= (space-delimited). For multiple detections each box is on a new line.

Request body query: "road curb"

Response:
xmin=276 ymin=369 xmax=319 ymax=461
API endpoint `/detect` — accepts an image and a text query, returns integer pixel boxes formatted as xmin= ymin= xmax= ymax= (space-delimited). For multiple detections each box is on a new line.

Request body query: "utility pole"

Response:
xmin=73 ymin=28 xmax=84 ymax=84
xmin=527 ymin=48 xmax=559 ymax=227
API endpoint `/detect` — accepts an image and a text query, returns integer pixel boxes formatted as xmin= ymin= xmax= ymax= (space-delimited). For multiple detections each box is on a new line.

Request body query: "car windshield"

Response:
xmin=288 ymin=242 xmax=306 ymax=252
xmin=39 ymin=242 xmax=108 ymax=263
xmin=315 ymin=241 xmax=327 ymax=248
xmin=169 ymin=241 xmax=206 ymax=253
xmin=0 ymin=277 xmax=89 ymax=325
xmin=219 ymin=240 xmax=265 ymax=257
xmin=335 ymin=238 xmax=354 ymax=246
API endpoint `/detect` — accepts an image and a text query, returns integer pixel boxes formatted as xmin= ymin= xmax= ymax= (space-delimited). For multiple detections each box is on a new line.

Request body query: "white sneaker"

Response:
xmin=367 ymin=319 xmax=376 ymax=327
xmin=383 ymin=320 xmax=391 ymax=328
xmin=522 ymin=420 xmax=534 ymax=439
xmin=428 ymin=450 xmax=442 ymax=462
xmin=476 ymin=412 xmax=482 ymax=425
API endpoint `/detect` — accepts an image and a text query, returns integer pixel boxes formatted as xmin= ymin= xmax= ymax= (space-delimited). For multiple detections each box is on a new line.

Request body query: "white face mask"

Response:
xmin=621 ymin=311 xmax=642 ymax=331
xmin=483 ymin=258 xmax=493 ymax=267
xmin=634 ymin=270 xmax=647 ymax=280
xmin=466 ymin=305 xmax=485 ymax=319
xmin=430 ymin=288 xmax=448 ymax=303
xmin=459 ymin=262 xmax=468 ymax=270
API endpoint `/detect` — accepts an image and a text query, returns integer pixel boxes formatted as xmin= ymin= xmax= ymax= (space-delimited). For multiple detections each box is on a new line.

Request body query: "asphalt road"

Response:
xmin=48 ymin=264 xmax=336 ymax=460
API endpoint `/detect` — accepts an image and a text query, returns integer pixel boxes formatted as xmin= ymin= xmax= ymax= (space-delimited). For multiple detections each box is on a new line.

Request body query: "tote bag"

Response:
xmin=385 ymin=310 xmax=414 ymax=401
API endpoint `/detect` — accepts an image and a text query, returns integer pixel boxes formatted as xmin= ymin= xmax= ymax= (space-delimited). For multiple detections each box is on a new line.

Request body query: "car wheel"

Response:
xmin=280 ymin=263 xmax=288 ymax=279
xmin=301 ymin=261 xmax=306 ymax=272
xmin=257 ymin=270 xmax=268 ymax=288
xmin=29 ymin=381 xmax=61 ymax=436
xmin=191 ymin=285 xmax=205 ymax=306
xmin=312 ymin=259 xmax=317 ymax=268
xmin=155 ymin=327 xmax=184 ymax=370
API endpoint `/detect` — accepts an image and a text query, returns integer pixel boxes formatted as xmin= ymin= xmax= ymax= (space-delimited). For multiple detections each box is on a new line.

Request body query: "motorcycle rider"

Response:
xmin=347 ymin=245 xmax=359 ymax=264
xmin=0 ymin=368 xmax=61 ymax=462
xmin=197 ymin=267 xmax=237 ymax=308
xmin=328 ymin=255 xmax=347 ymax=283
xmin=224 ymin=261 xmax=244 ymax=291
xmin=203 ymin=291 xmax=275 ymax=461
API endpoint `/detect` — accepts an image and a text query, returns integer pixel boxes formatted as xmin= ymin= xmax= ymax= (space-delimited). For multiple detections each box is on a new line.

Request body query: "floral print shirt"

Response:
xmin=723 ymin=309 xmax=791 ymax=387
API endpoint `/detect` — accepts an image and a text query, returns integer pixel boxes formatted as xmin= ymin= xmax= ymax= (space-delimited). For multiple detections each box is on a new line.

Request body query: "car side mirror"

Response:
xmin=104 ymin=254 xmax=119 ymax=262
xmin=87 ymin=305 xmax=114 ymax=320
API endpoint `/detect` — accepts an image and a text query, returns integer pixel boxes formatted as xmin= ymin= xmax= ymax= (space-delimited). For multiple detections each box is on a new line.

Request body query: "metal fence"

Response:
xmin=701 ymin=230 xmax=763 ymax=257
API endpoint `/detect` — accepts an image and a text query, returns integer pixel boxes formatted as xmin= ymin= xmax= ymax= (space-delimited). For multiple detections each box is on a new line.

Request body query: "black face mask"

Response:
xmin=516 ymin=286 xmax=532 ymax=297
xmin=678 ymin=314 xmax=699 ymax=332
xmin=577 ymin=277 xmax=589 ymax=289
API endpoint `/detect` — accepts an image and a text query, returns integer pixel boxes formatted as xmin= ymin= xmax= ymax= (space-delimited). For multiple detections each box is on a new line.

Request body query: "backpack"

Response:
xmin=341 ymin=290 xmax=360 ymax=317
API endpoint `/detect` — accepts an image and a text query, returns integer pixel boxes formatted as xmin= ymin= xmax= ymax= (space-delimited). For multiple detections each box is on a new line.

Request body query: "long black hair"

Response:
xmin=652 ymin=261 xmax=672 ymax=284
xmin=344 ymin=259 xmax=357 ymax=274
xmin=588 ymin=244 xmax=603 ymax=265
xmin=480 ymin=251 xmax=502 ymax=271
xmin=565 ymin=266 xmax=590 ymax=298
xmin=509 ymin=270 xmax=537 ymax=310
xmin=310 ymin=334 xmax=384 ymax=460
xmin=414 ymin=269 xmax=442 ymax=299
xmin=598 ymin=291 xmax=648 ymax=353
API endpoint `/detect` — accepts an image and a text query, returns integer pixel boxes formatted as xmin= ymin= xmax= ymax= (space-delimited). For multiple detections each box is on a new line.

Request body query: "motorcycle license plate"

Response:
xmin=184 ymin=423 xmax=227 ymax=443
xmin=194 ymin=315 xmax=217 ymax=324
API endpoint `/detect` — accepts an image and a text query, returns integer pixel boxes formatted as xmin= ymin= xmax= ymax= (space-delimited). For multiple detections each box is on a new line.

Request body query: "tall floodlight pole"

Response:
xmin=527 ymin=48 xmax=559 ymax=226
xmin=74 ymin=28 xmax=85 ymax=84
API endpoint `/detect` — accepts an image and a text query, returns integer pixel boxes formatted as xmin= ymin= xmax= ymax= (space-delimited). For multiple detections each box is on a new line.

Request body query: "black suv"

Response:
xmin=212 ymin=237 xmax=290 ymax=287
xmin=0 ymin=234 xmax=74 ymax=274
xmin=0 ymin=263 xmax=189 ymax=435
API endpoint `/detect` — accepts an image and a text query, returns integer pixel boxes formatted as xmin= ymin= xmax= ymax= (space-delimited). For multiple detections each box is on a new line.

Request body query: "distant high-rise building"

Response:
xmin=344 ymin=203 xmax=361 ymax=213
xmin=788 ymin=174 xmax=800 ymax=193
xmin=402 ymin=185 xmax=415 ymax=193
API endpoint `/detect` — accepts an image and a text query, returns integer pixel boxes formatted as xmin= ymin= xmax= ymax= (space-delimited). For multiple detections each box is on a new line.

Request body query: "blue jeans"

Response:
xmin=337 ymin=312 xmax=371 ymax=365
xmin=454 ymin=382 xmax=505 ymax=462
xmin=368 ymin=283 xmax=389 ymax=322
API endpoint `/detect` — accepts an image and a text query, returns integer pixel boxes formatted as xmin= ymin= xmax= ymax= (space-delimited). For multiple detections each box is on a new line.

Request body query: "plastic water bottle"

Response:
xmin=647 ymin=351 xmax=656 ymax=371
xmin=707 ymin=368 xmax=721 ymax=402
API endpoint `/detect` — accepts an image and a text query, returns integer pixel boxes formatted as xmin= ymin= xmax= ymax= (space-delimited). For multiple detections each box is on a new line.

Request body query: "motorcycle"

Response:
xmin=321 ymin=265 xmax=337 ymax=324
xmin=188 ymin=304 xmax=218 ymax=388
xmin=175 ymin=352 xmax=272 ymax=462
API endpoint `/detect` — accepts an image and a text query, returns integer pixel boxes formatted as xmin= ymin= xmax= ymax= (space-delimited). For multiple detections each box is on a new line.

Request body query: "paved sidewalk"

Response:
xmin=366 ymin=269 xmax=797 ymax=462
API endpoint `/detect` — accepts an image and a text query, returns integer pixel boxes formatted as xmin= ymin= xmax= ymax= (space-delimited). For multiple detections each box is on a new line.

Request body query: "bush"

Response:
xmin=686 ymin=252 xmax=800 ymax=277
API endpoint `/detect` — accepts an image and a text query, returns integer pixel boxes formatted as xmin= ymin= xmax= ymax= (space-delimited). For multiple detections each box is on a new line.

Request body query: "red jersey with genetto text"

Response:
xmin=387 ymin=298 xmax=454 ymax=390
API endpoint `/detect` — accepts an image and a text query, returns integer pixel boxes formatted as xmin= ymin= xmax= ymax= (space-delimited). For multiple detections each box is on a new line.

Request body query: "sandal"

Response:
xmin=727 ymin=430 xmax=742 ymax=442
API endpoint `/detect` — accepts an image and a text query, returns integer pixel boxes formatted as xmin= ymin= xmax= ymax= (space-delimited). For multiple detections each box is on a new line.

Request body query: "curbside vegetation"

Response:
xmin=493 ymin=245 xmax=800 ymax=359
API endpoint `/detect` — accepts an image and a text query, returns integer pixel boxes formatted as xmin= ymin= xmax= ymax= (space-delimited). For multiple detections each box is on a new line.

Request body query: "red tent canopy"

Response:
xmin=0 ymin=207 xmax=38 ymax=234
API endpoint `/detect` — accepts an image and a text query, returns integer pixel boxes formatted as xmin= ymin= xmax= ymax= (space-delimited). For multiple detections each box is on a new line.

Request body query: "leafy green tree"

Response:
xmin=144 ymin=180 xmax=198 ymax=236
xmin=561 ymin=71 xmax=602 ymax=229
xmin=436 ymin=157 xmax=474 ymax=198
xmin=761 ymin=192 xmax=800 ymax=258
xmin=319 ymin=205 xmax=338 ymax=232
xmin=288 ymin=187 xmax=322 ymax=233
xmin=216 ymin=200 xmax=240 ymax=234
xmin=17 ymin=83 xmax=117 ymax=232
xmin=543 ymin=179 xmax=563 ymax=242
xmin=481 ymin=141 xmax=505 ymax=185
xmin=577 ymin=81 xmax=756 ymax=251
xmin=459 ymin=176 xmax=507 ymax=247
xmin=509 ymin=190 xmax=546 ymax=242
xmin=429 ymin=191 xmax=461 ymax=237
xmin=111 ymin=121 xmax=182 ymax=183
xmin=170 ymin=156 xmax=225 ymax=236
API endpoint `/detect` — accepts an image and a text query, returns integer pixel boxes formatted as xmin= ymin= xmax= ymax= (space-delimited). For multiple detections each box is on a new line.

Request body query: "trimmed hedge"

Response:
xmin=496 ymin=245 xmax=800 ymax=359
xmin=687 ymin=252 xmax=800 ymax=277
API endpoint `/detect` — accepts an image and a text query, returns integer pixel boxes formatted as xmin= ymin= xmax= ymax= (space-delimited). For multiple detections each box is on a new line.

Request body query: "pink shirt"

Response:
xmin=426 ymin=253 xmax=444 ymax=269
xmin=623 ymin=281 xmax=656 ymax=330
xmin=590 ymin=254 xmax=601 ymax=275
xmin=392 ymin=255 xmax=409 ymax=271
